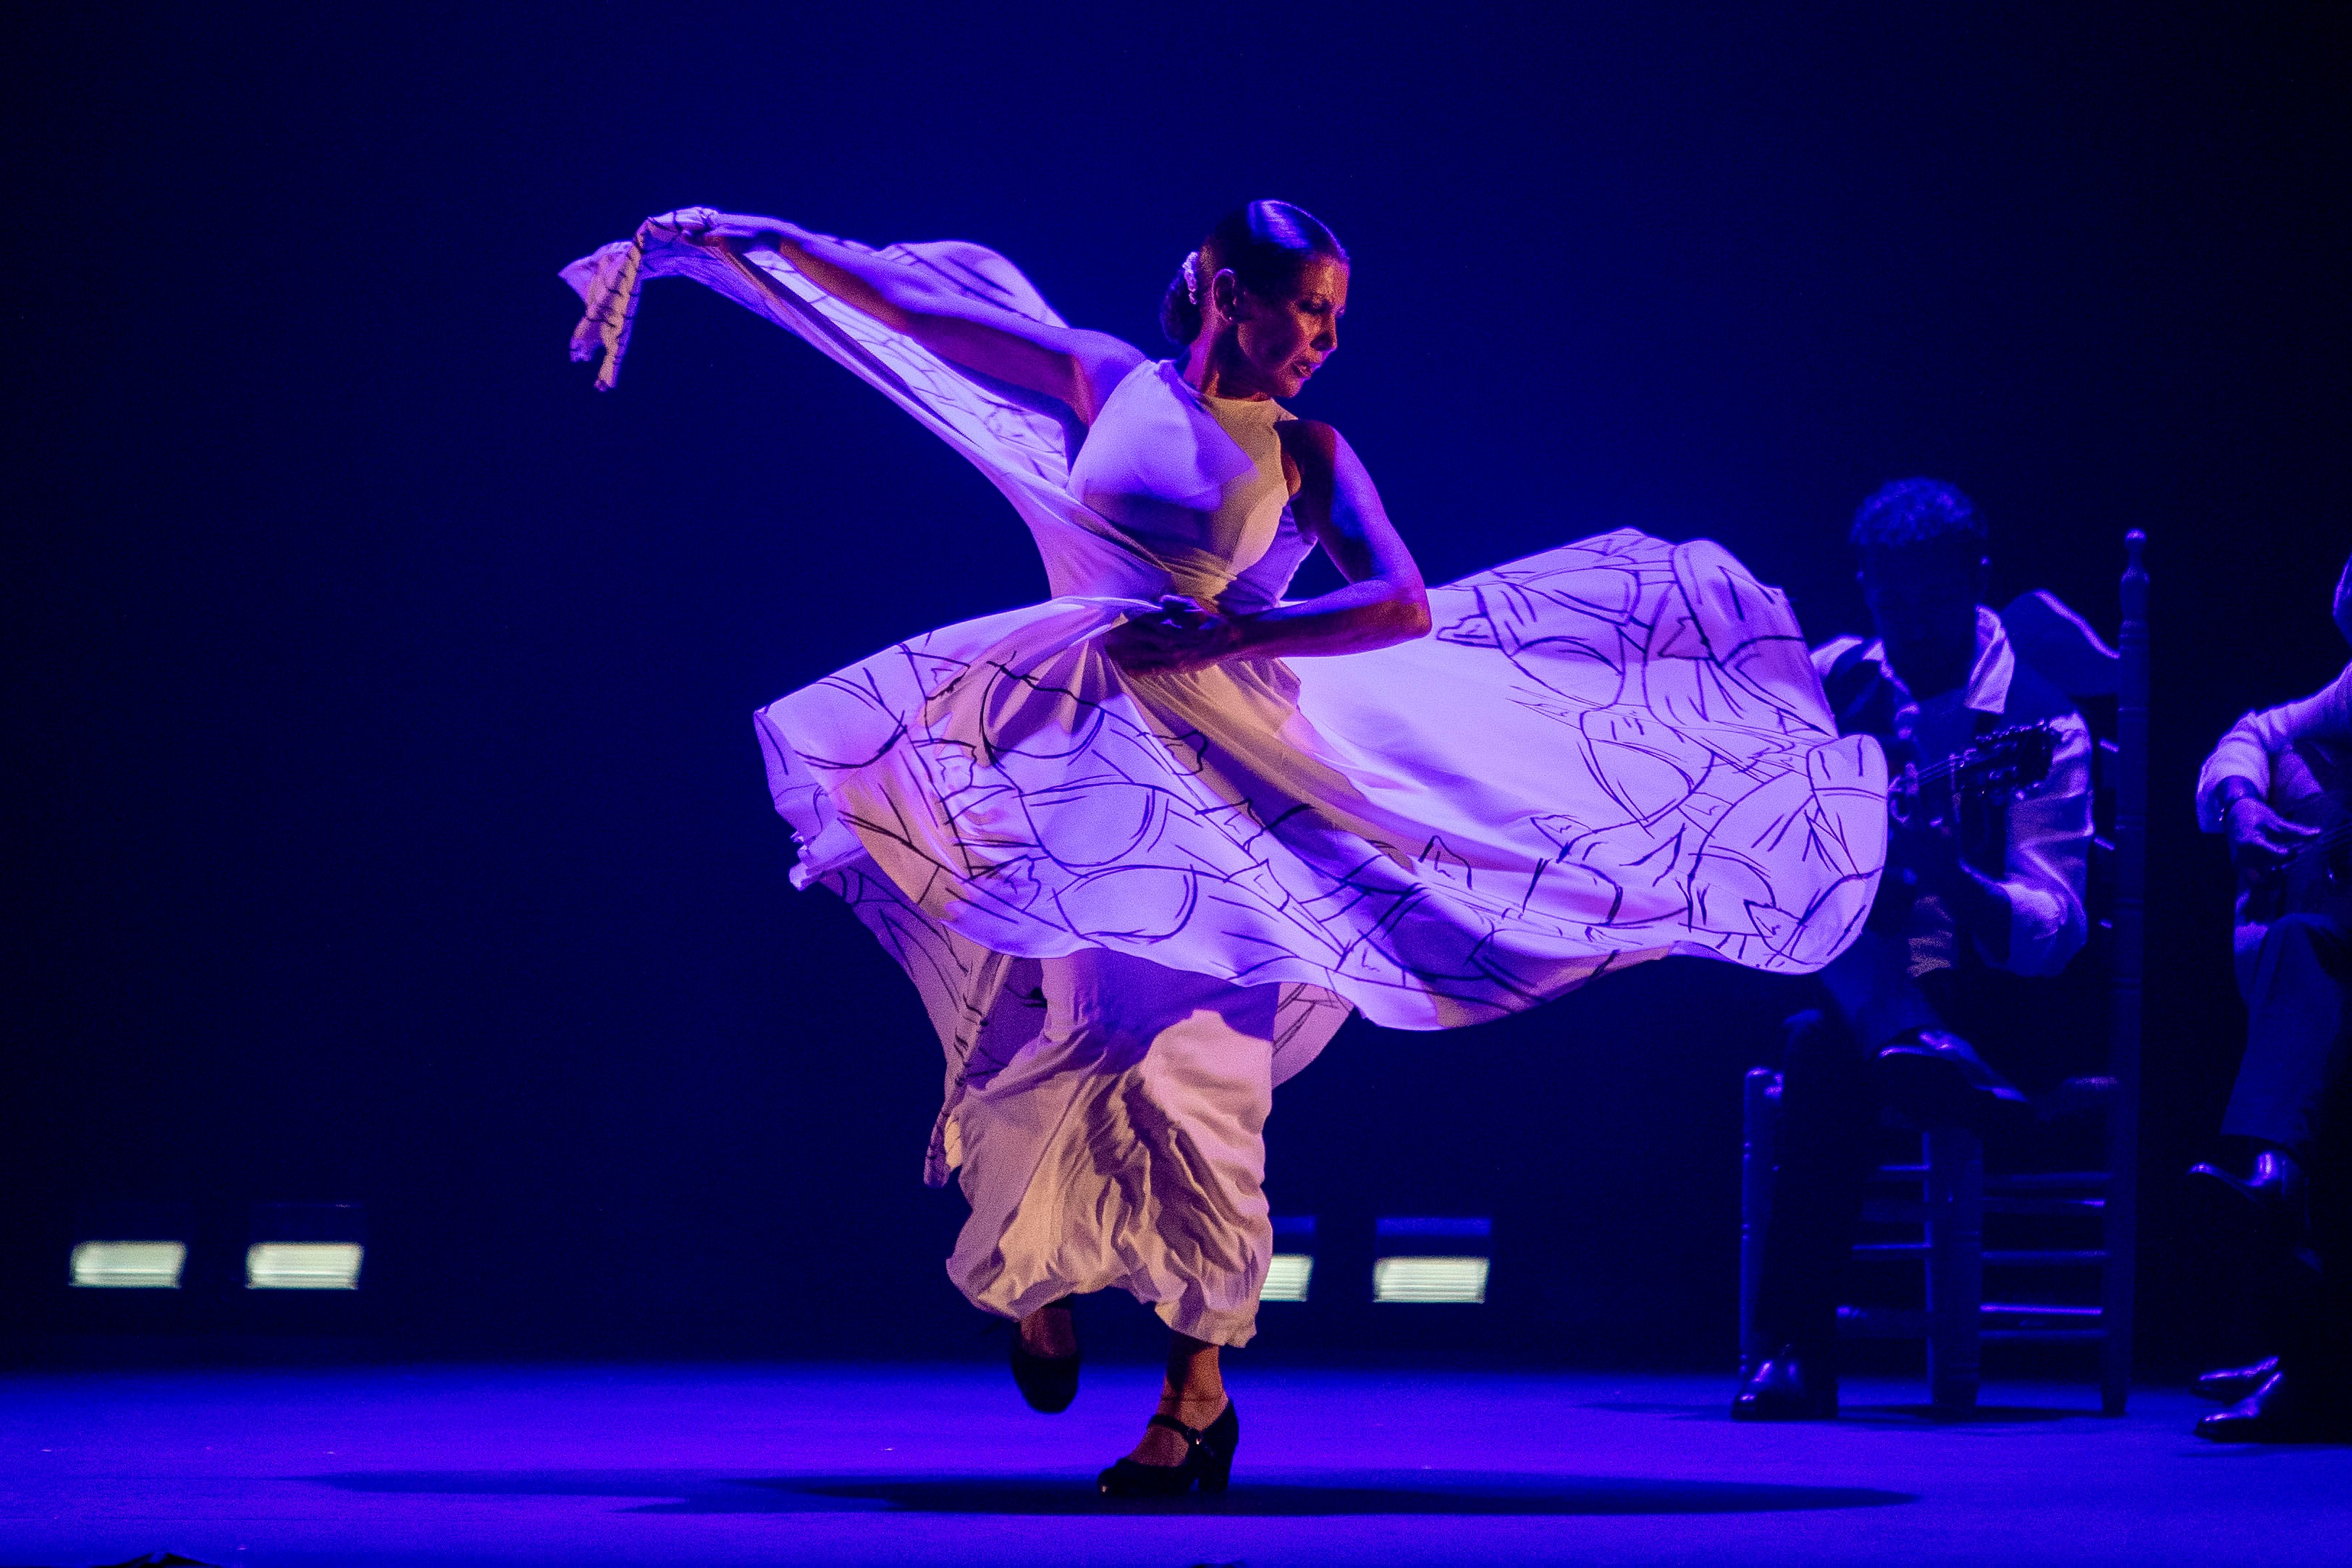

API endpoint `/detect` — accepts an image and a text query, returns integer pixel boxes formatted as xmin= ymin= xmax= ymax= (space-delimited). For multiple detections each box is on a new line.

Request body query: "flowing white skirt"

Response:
xmin=756 ymin=532 xmax=1885 ymax=1339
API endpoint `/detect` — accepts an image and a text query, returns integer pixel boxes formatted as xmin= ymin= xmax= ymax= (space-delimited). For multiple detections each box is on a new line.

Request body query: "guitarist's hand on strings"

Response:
xmin=2220 ymin=785 xmax=2317 ymax=874
xmin=1888 ymin=762 xmax=1963 ymax=881
xmin=1889 ymin=762 xmax=2017 ymax=965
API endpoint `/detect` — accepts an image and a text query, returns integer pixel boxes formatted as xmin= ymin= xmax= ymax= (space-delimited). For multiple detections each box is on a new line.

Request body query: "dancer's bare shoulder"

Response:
xmin=1275 ymin=418 xmax=1348 ymax=532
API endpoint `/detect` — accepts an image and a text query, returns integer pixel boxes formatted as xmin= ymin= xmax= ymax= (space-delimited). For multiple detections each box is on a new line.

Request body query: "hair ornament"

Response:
xmin=1181 ymin=251 xmax=1201 ymax=303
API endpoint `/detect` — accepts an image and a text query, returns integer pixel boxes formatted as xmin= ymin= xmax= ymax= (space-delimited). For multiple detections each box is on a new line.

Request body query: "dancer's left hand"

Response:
xmin=641 ymin=208 xmax=805 ymax=251
xmin=1106 ymin=596 xmax=1245 ymax=673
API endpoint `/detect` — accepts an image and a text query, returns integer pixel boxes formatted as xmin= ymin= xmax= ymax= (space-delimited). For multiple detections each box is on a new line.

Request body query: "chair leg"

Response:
xmin=1925 ymin=1126 xmax=1984 ymax=1410
xmin=1740 ymin=1068 xmax=1782 ymax=1377
xmin=2100 ymin=1112 xmax=2135 ymax=1415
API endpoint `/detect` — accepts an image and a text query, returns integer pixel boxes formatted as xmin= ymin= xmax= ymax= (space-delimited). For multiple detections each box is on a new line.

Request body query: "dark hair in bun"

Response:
xmin=1160 ymin=200 xmax=1348 ymax=348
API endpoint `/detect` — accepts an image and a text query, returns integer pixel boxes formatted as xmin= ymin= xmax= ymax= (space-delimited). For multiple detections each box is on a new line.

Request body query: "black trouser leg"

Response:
xmin=2222 ymin=914 xmax=2351 ymax=1155
xmin=2282 ymin=1058 xmax=2352 ymax=1407
xmin=1753 ymin=1008 xmax=1876 ymax=1359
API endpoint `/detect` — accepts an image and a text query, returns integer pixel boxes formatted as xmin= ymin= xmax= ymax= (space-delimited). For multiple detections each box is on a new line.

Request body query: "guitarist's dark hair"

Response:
xmin=1850 ymin=478 xmax=1985 ymax=560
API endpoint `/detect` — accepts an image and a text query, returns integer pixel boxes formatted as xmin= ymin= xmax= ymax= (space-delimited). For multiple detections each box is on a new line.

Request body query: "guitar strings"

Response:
xmin=1904 ymin=724 xmax=2054 ymax=790
xmin=2277 ymin=817 xmax=2352 ymax=867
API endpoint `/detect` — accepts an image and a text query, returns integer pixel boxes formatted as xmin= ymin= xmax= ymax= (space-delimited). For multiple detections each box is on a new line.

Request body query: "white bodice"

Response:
xmin=1066 ymin=360 xmax=1310 ymax=609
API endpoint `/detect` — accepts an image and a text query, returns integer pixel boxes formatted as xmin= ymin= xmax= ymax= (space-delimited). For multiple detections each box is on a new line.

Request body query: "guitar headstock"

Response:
xmin=1953 ymin=720 xmax=2060 ymax=799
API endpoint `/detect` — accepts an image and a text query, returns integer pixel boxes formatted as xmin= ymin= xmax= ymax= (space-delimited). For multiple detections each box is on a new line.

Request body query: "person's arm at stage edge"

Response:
xmin=665 ymin=211 xmax=1147 ymax=423
xmin=2195 ymin=662 xmax=2349 ymax=867
xmin=2198 ymin=712 xmax=2274 ymax=833
xmin=2200 ymin=715 xmax=2302 ymax=872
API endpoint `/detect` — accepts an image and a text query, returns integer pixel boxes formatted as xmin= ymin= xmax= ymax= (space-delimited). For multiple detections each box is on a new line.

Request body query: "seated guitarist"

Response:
xmin=2186 ymin=551 xmax=2352 ymax=1442
xmin=1736 ymin=479 xmax=2094 ymax=1421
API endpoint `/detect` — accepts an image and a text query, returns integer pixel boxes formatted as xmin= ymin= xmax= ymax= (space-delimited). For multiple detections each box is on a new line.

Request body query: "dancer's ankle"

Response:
xmin=1160 ymin=1334 xmax=1223 ymax=1404
xmin=1158 ymin=1382 xmax=1226 ymax=1412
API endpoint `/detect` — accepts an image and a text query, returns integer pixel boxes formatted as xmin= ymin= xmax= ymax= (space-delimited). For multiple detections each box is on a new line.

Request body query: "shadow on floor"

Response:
xmin=1583 ymin=1399 xmax=2095 ymax=1428
xmin=312 ymin=1470 xmax=1915 ymax=1517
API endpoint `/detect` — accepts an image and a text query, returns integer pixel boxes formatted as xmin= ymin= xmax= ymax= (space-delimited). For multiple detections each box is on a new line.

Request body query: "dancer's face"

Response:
xmin=1218 ymin=255 xmax=1348 ymax=399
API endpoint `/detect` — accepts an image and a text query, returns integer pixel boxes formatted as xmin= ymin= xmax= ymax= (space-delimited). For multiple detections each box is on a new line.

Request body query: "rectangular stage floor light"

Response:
xmin=247 ymin=1201 xmax=366 ymax=1290
xmin=1373 ymin=1255 xmax=1491 ymax=1303
xmin=69 ymin=1240 xmax=186 ymax=1289
xmin=245 ymin=1242 xmax=364 ymax=1290
xmin=1263 ymin=1253 xmax=1315 ymax=1302
xmin=1263 ymin=1215 xmax=1315 ymax=1302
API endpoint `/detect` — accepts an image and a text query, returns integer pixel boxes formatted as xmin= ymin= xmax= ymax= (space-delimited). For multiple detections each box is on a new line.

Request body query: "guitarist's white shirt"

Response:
xmin=2196 ymin=661 xmax=2352 ymax=833
xmin=2198 ymin=659 xmax=2352 ymax=992
xmin=1812 ymin=605 xmax=2096 ymax=980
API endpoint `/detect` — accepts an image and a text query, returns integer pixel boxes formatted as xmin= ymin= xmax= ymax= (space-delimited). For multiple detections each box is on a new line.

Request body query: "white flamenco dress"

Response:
xmin=564 ymin=212 xmax=1888 ymax=1346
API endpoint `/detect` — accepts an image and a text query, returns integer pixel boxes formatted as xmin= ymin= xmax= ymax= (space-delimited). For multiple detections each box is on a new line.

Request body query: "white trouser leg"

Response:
xmin=946 ymin=946 xmax=1278 ymax=1347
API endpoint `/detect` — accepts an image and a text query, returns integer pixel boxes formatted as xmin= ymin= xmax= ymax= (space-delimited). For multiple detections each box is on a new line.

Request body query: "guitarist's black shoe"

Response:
xmin=2196 ymin=1354 xmax=2283 ymax=1403
xmin=2186 ymin=1148 xmax=2306 ymax=1217
xmin=2195 ymin=1369 xmax=2352 ymax=1443
xmin=2187 ymin=1149 xmax=2313 ymax=1262
xmin=1876 ymin=1030 xmax=2031 ymax=1134
xmin=1732 ymin=1345 xmax=1839 ymax=1421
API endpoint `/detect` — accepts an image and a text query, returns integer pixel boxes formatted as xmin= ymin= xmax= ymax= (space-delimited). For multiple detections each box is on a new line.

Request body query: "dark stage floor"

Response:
xmin=2 ymin=1363 xmax=2346 ymax=1566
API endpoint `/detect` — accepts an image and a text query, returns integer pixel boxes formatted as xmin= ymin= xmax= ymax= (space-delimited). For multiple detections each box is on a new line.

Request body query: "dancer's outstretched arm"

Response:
xmin=665 ymin=212 xmax=1147 ymax=424
xmin=1110 ymin=421 xmax=1430 ymax=672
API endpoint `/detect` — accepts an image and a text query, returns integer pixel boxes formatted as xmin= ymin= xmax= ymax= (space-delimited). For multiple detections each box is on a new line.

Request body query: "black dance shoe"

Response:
xmin=1732 ymin=1345 xmax=1839 ymax=1421
xmin=2186 ymin=1148 xmax=2308 ymax=1223
xmin=2195 ymin=1369 xmax=2351 ymax=1443
xmin=2196 ymin=1354 xmax=2282 ymax=1403
xmin=1008 ymin=1297 xmax=1079 ymax=1414
xmin=1876 ymin=1030 xmax=2031 ymax=1132
xmin=1097 ymin=1400 xmax=1239 ymax=1495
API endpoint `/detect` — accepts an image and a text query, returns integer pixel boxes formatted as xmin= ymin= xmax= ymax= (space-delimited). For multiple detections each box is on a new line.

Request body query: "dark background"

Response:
xmin=7 ymin=2 xmax=2346 ymax=1372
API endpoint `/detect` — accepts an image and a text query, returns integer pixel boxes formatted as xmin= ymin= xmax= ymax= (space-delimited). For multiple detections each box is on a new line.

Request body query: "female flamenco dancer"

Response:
xmin=565 ymin=200 xmax=1887 ymax=1493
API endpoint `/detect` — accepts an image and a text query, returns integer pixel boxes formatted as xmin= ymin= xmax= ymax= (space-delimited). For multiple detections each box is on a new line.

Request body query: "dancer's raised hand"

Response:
xmin=641 ymin=208 xmax=808 ymax=251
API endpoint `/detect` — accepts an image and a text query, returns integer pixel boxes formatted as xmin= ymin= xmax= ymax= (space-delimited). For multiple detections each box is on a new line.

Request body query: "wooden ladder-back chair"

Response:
xmin=1739 ymin=531 xmax=2149 ymax=1413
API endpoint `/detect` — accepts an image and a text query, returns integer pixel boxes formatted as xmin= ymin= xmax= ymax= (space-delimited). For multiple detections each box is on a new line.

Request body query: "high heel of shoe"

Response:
xmin=1008 ymin=1297 xmax=1079 ymax=1413
xmin=1096 ymin=1399 xmax=1239 ymax=1496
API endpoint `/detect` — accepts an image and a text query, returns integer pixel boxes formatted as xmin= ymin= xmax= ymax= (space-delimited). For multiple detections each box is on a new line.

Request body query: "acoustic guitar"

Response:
xmin=1924 ymin=720 xmax=2062 ymax=806
xmin=1883 ymin=720 xmax=2062 ymax=889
